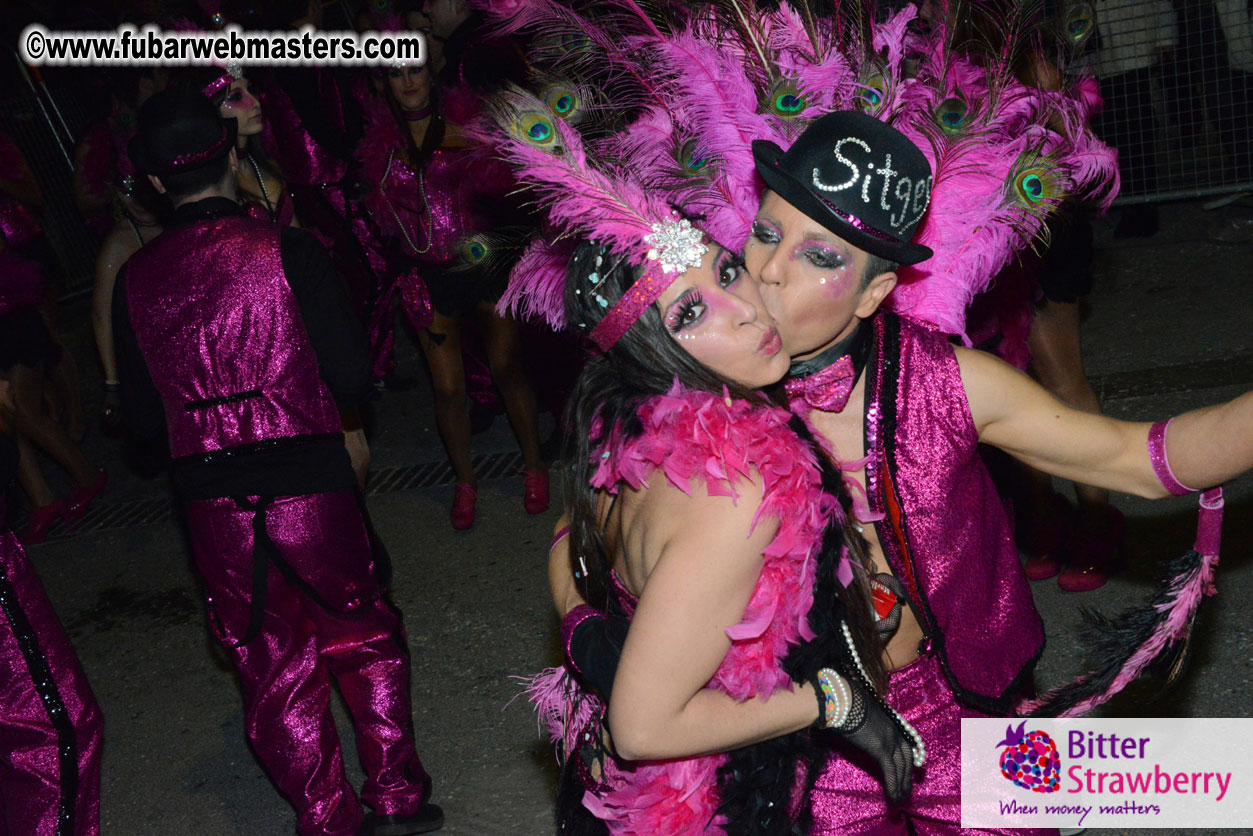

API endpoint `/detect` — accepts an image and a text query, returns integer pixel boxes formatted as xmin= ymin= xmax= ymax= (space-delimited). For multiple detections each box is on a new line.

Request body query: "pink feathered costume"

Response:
xmin=533 ymin=384 xmax=835 ymax=834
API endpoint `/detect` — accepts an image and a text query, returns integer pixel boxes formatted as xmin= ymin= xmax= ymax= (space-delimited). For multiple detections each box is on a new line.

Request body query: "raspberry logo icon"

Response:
xmin=996 ymin=721 xmax=1060 ymax=793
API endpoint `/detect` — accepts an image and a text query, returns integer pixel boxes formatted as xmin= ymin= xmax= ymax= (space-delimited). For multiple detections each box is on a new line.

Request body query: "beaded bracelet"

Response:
xmin=813 ymin=668 xmax=851 ymax=729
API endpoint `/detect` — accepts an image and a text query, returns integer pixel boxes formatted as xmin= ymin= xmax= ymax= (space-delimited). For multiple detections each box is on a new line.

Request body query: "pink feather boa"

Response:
xmin=528 ymin=384 xmax=838 ymax=834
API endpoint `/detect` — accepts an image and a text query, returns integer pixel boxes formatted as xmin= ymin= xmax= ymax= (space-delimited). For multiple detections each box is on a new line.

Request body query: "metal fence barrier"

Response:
xmin=3 ymin=63 xmax=100 ymax=298
xmin=1088 ymin=0 xmax=1253 ymax=204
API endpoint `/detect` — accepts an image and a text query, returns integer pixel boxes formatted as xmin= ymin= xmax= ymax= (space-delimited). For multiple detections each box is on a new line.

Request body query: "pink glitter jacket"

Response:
xmin=530 ymin=384 xmax=837 ymax=835
xmin=864 ymin=312 xmax=1043 ymax=712
xmin=356 ymin=96 xmax=511 ymax=269
xmin=125 ymin=215 xmax=342 ymax=458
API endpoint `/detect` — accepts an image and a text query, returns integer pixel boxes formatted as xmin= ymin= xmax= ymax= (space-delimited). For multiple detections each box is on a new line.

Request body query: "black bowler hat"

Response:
xmin=753 ymin=111 xmax=934 ymax=265
xmin=129 ymin=89 xmax=237 ymax=177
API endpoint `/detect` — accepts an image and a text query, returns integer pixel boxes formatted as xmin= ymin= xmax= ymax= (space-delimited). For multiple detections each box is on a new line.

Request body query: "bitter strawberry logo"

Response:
xmin=996 ymin=721 xmax=1061 ymax=793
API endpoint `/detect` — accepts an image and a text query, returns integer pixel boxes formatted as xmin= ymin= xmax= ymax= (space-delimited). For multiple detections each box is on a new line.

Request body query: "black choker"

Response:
xmin=403 ymin=106 xmax=432 ymax=121
xmin=789 ymin=321 xmax=872 ymax=380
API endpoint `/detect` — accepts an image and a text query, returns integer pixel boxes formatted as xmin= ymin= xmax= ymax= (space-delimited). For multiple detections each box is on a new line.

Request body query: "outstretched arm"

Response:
xmin=959 ymin=347 xmax=1253 ymax=497
xmin=607 ymin=475 xmax=819 ymax=761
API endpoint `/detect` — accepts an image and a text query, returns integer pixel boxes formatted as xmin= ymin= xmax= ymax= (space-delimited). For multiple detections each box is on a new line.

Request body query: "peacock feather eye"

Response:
xmin=856 ymin=69 xmax=890 ymax=115
xmin=460 ymin=235 xmax=489 ymax=265
xmin=934 ymin=97 xmax=973 ymax=132
xmin=1006 ymin=149 xmax=1064 ymax=214
xmin=1063 ymin=1 xmax=1095 ymax=42
xmin=560 ymin=31 xmax=592 ymax=56
xmin=544 ymin=86 xmax=579 ymax=119
xmin=675 ymin=138 xmax=711 ymax=178
xmin=1019 ymin=173 xmax=1044 ymax=203
xmin=517 ymin=112 xmax=556 ymax=146
xmin=767 ymin=79 xmax=807 ymax=119
xmin=373 ymin=0 xmax=388 ymax=10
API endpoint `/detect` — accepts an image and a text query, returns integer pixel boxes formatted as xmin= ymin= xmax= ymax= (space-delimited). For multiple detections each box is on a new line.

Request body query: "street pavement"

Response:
xmin=19 ymin=199 xmax=1253 ymax=835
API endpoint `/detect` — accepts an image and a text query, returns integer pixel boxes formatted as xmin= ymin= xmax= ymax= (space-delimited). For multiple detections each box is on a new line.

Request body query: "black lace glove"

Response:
xmin=813 ymin=667 xmax=918 ymax=803
xmin=102 ymin=381 xmax=122 ymax=429
xmin=810 ymin=625 xmax=925 ymax=804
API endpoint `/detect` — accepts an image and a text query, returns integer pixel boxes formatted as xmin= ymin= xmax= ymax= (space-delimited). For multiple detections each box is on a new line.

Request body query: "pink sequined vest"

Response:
xmin=865 ymin=312 xmax=1043 ymax=713
xmin=125 ymin=214 xmax=342 ymax=458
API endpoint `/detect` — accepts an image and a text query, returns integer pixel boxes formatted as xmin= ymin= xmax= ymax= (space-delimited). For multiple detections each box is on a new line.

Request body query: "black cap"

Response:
xmin=753 ymin=111 xmax=934 ymax=265
xmin=129 ymin=89 xmax=237 ymax=177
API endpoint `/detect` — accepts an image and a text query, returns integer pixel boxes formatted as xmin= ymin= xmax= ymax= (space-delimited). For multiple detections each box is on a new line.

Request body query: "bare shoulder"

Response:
xmin=628 ymin=469 xmax=774 ymax=588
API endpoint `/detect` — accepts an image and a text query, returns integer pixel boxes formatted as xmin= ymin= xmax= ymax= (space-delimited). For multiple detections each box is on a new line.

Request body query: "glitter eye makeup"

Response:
xmin=796 ymin=242 xmax=847 ymax=271
xmin=223 ymin=83 xmax=257 ymax=112
xmin=665 ymin=288 xmax=706 ymax=335
xmin=751 ymin=220 xmax=781 ymax=245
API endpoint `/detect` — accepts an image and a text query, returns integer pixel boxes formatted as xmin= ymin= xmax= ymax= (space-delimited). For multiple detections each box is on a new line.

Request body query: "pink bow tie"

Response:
xmin=784 ymin=353 xmax=856 ymax=413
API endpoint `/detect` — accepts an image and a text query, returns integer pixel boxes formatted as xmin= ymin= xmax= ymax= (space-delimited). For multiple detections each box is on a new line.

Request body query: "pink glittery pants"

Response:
xmin=810 ymin=653 xmax=1057 ymax=836
xmin=184 ymin=492 xmax=429 ymax=836
xmin=0 ymin=532 xmax=102 ymax=836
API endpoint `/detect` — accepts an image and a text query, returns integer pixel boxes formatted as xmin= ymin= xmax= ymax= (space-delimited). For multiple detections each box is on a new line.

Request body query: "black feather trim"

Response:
xmin=1026 ymin=548 xmax=1208 ymax=717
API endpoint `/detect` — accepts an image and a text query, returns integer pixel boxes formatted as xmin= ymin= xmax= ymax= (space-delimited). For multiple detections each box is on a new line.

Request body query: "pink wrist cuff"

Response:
xmin=1148 ymin=419 xmax=1196 ymax=496
xmin=561 ymin=604 xmax=601 ymax=676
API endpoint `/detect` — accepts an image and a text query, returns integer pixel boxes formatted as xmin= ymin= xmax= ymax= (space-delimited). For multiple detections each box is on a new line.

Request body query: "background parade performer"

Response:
xmin=112 ymin=90 xmax=443 ymax=836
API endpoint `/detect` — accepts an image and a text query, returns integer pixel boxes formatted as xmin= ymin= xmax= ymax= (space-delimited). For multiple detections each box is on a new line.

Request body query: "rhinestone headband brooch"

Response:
xmin=585 ymin=216 xmax=708 ymax=352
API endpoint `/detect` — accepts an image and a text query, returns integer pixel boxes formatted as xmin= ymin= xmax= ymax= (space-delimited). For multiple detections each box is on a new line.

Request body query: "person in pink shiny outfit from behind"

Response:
xmin=112 ymin=90 xmax=442 ymax=836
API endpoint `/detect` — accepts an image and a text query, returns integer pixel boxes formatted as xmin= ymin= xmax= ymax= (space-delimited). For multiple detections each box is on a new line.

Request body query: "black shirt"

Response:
xmin=112 ymin=196 xmax=369 ymax=499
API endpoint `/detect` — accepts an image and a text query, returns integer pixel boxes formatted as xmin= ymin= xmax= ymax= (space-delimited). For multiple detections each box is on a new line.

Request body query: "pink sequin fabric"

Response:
xmin=810 ymin=654 xmax=1058 ymax=836
xmin=588 ymin=265 xmax=679 ymax=352
xmin=531 ymin=384 xmax=838 ymax=835
xmin=259 ymin=75 xmax=350 ymax=189
xmin=0 ymin=532 xmax=103 ymax=836
xmin=356 ymin=97 xmax=499 ymax=268
xmin=124 ymin=214 xmax=342 ymax=457
xmin=243 ymin=189 xmax=296 ymax=228
xmin=184 ymin=492 xmax=429 ymax=835
xmin=1148 ymin=419 xmax=1193 ymax=496
xmin=865 ymin=313 xmax=1042 ymax=708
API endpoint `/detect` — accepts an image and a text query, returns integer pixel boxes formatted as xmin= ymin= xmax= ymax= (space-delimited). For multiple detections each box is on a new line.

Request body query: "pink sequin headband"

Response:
xmin=201 ymin=73 xmax=235 ymax=100
xmin=586 ymin=217 xmax=708 ymax=352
